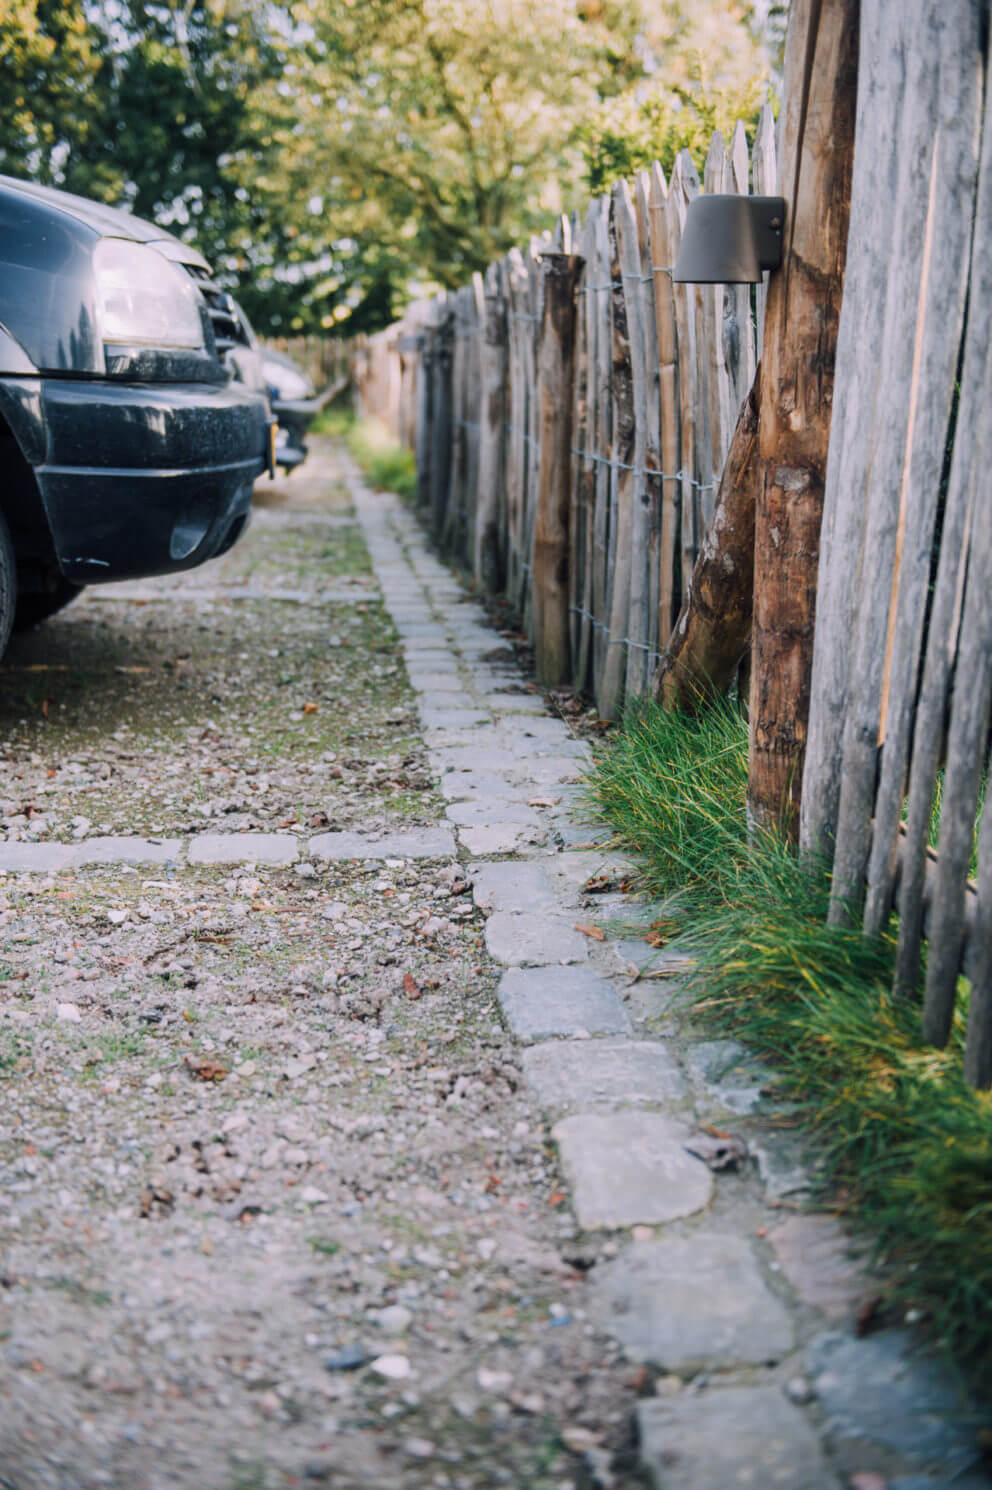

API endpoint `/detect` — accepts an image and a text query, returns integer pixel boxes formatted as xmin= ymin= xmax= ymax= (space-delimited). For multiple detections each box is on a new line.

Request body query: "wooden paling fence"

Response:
xmin=357 ymin=104 xmax=777 ymax=723
xmin=801 ymin=0 xmax=992 ymax=1087
xmin=268 ymin=333 xmax=351 ymax=395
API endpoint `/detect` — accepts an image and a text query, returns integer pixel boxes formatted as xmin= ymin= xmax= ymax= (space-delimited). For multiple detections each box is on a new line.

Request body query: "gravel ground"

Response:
xmin=0 ymin=447 xmax=638 ymax=1490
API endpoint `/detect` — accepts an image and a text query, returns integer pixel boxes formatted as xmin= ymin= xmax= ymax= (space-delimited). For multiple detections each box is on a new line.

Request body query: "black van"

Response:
xmin=0 ymin=175 xmax=273 ymax=651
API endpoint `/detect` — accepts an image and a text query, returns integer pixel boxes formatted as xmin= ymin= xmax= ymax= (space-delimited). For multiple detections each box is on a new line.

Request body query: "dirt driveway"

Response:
xmin=0 ymin=444 xmax=634 ymax=1490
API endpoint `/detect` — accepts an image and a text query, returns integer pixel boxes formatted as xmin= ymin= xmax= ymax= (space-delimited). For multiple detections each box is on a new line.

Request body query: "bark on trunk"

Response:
xmin=653 ymin=366 xmax=761 ymax=709
xmin=747 ymin=0 xmax=859 ymax=840
xmin=533 ymin=253 xmax=584 ymax=687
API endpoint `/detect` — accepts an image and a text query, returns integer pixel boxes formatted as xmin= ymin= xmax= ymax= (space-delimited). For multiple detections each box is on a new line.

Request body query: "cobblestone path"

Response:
xmin=0 ymin=442 xmax=984 ymax=1490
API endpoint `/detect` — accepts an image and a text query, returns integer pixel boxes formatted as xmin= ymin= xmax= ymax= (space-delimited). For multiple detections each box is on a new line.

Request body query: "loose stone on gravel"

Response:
xmin=590 ymin=1235 xmax=795 ymax=1369
xmin=497 ymin=965 xmax=632 ymax=1040
xmin=553 ymin=1111 xmax=714 ymax=1228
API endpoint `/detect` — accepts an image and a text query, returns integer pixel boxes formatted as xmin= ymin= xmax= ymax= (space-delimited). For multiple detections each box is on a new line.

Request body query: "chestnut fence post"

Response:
xmin=533 ymin=251 xmax=584 ymax=688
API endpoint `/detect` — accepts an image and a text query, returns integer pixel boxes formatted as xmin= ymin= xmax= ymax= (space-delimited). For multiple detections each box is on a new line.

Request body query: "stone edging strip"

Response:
xmin=345 ymin=468 xmax=982 ymax=1490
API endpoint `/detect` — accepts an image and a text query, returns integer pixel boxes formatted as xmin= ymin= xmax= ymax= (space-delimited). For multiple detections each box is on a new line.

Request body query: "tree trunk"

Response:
xmin=533 ymin=252 xmax=583 ymax=687
xmin=653 ymin=366 xmax=761 ymax=709
xmin=747 ymin=0 xmax=859 ymax=840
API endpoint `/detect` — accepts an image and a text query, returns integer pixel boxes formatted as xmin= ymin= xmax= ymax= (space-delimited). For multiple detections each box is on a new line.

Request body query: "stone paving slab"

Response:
xmin=484 ymin=912 xmax=590 ymax=967
xmin=418 ymin=706 xmax=492 ymax=731
xmin=522 ymin=1038 xmax=686 ymax=1110
xmin=309 ymin=827 xmax=456 ymax=861
xmin=444 ymin=799 xmax=544 ymax=827
xmin=470 ymin=860 xmax=559 ymax=914
xmin=188 ymin=832 xmax=299 ymax=866
xmin=438 ymin=772 xmax=535 ymax=803
xmin=0 ymin=837 xmax=181 ymax=872
xmin=406 ymin=672 xmax=463 ymax=691
xmin=552 ymin=1111 xmax=713 ymax=1228
xmin=457 ymin=823 xmax=548 ymax=854
xmin=552 ymin=849 xmax=636 ymax=886
xmin=806 ymin=1331 xmax=979 ymax=1474
xmin=767 ymin=1216 xmax=871 ymax=1322
xmin=479 ymin=693 xmax=549 ymax=714
xmin=636 ymin=1387 xmax=836 ymax=1490
xmin=497 ymin=966 xmax=632 ymax=1041
xmin=432 ymin=747 xmax=526 ymax=775
xmin=590 ymin=1235 xmax=794 ymax=1369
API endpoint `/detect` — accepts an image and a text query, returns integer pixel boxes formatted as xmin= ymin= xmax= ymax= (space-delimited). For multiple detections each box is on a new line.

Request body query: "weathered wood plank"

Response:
xmin=828 ymin=0 xmax=974 ymax=925
xmin=648 ymin=161 xmax=681 ymax=649
xmin=752 ymin=102 xmax=777 ymax=362
xmin=669 ymin=151 xmax=702 ymax=601
xmin=597 ymin=184 xmax=637 ymax=720
xmin=919 ymin=56 xmax=992 ymax=1053
xmin=860 ymin=1 xmax=984 ymax=939
xmin=475 ymin=260 xmax=508 ymax=593
xmin=634 ymin=169 xmax=664 ymax=691
xmin=799 ymin=0 xmax=909 ymax=857
xmin=590 ymin=198 xmax=613 ymax=698
xmin=534 ymin=252 xmax=584 ymax=686
xmin=702 ymin=132 xmax=732 ymax=478
xmin=621 ymin=177 xmax=654 ymax=699
xmin=728 ymin=119 xmax=757 ymax=415
xmin=572 ymin=203 xmax=597 ymax=688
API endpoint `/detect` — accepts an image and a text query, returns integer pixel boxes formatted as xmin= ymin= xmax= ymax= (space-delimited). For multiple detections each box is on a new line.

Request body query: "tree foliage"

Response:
xmin=0 ymin=0 xmax=776 ymax=336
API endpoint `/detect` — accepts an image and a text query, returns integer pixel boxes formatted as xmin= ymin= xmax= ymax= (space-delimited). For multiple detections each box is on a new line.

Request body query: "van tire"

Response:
xmin=0 ymin=510 xmax=16 ymax=659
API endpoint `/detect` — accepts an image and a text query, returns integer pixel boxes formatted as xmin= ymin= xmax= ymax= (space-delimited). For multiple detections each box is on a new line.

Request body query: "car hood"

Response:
xmin=0 ymin=175 xmax=209 ymax=270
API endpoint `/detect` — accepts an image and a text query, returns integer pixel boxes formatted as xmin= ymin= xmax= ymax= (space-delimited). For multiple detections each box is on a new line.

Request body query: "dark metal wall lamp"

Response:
xmin=673 ymin=195 xmax=787 ymax=283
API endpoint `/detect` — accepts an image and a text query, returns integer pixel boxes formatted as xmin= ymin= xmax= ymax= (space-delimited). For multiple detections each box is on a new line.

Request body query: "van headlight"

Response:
xmin=93 ymin=237 xmax=205 ymax=352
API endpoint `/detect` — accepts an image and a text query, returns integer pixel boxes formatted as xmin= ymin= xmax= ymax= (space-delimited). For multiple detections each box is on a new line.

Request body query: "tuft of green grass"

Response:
xmin=583 ymin=695 xmax=749 ymax=904
xmin=313 ymin=406 xmax=417 ymax=501
xmin=587 ymin=697 xmax=992 ymax=1398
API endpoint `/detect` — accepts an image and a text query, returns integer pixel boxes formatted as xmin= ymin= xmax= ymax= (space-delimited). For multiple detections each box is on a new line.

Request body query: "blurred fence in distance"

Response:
xmin=268 ymin=335 xmax=351 ymax=394
xmin=353 ymin=103 xmax=777 ymax=723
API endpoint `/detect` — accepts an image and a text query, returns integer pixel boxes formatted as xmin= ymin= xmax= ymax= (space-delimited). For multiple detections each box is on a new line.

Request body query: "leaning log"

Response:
xmin=652 ymin=367 xmax=761 ymax=710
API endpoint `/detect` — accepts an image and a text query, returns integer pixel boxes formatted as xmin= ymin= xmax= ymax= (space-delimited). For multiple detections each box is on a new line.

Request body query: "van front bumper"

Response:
xmin=30 ymin=377 xmax=270 ymax=582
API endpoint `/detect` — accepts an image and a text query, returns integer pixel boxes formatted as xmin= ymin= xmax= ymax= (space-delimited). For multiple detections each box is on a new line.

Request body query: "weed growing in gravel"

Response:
xmin=587 ymin=698 xmax=992 ymax=1397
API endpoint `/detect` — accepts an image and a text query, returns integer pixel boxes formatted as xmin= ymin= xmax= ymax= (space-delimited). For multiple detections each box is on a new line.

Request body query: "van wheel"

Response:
xmin=14 ymin=579 xmax=84 ymax=631
xmin=0 ymin=511 xmax=16 ymax=659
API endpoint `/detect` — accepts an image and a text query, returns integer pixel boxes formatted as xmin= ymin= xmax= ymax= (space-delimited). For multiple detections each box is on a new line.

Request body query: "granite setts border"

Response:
xmin=347 ymin=468 xmax=984 ymax=1490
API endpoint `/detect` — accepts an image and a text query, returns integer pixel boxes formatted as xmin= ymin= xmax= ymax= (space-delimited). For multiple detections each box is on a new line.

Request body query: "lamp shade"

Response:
xmin=673 ymin=195 xmax=786 ymax=284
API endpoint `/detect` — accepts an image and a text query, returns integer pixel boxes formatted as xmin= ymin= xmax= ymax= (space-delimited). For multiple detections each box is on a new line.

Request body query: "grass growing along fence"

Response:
xmin=586 ymin=699 xmax=992 ymax=1398
xmin=313 ymin=407 xmax=417 ymax=502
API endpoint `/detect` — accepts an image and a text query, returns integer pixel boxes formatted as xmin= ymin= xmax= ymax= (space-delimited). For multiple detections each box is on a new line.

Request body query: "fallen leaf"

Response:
xmin=548 ymin=1191 xmax=566 ymax=1207
xmin=528 ymin=796 xmax=560 ymax=807
xmin=582 ymin=871 xmax=619 ymax=894
xmin=184 ymin=1054 xmax=228 ymax=1083
xmin=402 ymin=972 xmax=421 ymax=999
xmin=302 ymin=701 xmax=319 ymax=714
xmin=574 ymin=923 xmax=605 ymax=941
